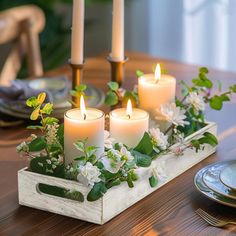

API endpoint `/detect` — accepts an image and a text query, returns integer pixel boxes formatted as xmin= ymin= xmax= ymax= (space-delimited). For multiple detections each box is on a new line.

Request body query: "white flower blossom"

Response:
xmin=46 ymin=159 xmax=52 ymax=165
xmin=101 ymin=149 xmax=124 ymax=173
xmin=159 ymin=103 xmax=189 ymax=127
xmin=45 ymin=123 xmax=59 ymax=145
xmin=172 ymin=146 xmax=184 ymax=156
xmin=186 ymin=92 xmax=205 ymax=113
xmin=104 ymin=130 xmax=115 ymax=149
xmin=120 ymin=146 xmax=134 ymax=162
xmin=58 ymin=154 xmax=64 ymax=163
xmin=77 ymin=162 xmax=101 ymax=187
xmin=149 ymin=128 xmax=168 ymax=150
xmin=150 ymin=161 xmax=167 ymax=182
xmin=16 ymin=141 xmax=29 ymax=153
xmin=101 ymin=145 xmax=134 ymax=173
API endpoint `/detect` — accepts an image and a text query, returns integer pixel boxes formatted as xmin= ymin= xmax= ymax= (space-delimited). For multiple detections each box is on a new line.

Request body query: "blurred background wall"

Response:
xmin=0 ymin=0 xmax=236 ymax=77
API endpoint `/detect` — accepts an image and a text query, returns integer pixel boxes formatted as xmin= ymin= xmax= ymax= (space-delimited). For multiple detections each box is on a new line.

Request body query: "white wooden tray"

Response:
xmin=18 ymin=122 xmax=217 ymax=224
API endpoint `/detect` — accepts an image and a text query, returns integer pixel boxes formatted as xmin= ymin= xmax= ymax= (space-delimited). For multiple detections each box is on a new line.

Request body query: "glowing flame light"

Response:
xmin=80 ymin=95 xmax=87 ymax=120
xmin=126 ymin=99 xmax=132 ymax=119
xmin=154 ymin=63 xmax=161 ymax=82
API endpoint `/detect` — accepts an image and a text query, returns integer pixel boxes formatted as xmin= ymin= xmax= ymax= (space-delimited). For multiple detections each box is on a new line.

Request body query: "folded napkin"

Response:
xmin=0 ymin=79 xmax=52 ymax=104
xmin=0 ymin=76 xmax=70 ymax=106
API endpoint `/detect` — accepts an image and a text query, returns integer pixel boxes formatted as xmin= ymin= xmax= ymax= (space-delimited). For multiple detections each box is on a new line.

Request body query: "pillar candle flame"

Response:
xmin=126 ymin=99 xmax=132 ymax=119
xmin=80 ymin=95 xmax=87 ymax=120
xmin=154 ymin=63 xmax=161 ymax=82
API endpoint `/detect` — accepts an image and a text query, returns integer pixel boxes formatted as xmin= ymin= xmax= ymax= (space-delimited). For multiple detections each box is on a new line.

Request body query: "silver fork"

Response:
xmin=196 ymin=208 xmax=236 ymax=227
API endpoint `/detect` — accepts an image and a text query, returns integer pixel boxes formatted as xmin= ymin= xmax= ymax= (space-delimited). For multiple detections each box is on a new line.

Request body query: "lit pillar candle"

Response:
xmin=110 ymin=99 xmax=149 ymax=147
xmin=64 ymin=95 xmax=104 ymax=164
xmin=111 ymin=0 xmax=124 ymax=61
xmin=71 ymin=0 xmax=84 ymax=64
xmin=138 ymin=64 xmax=176 ymax=113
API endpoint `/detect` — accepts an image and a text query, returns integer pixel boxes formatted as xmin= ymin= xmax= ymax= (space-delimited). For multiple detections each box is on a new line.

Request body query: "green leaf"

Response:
xmin=30 ymin=107 xmax=40 ymax=120
xmin=105 ymin=91 xmax=119 ymax=106
xmin=30 ymin=156 xmax=47 ymax=174
xmin=220 ymin=94 xmax=230 ymax=102
xmin=87 ymin=182 xmax=107 ymax=201
xmin=190 ymin=140 xmax=201 ymax=152
xmin=85 ymin=146 xmax=98 ymax=157
xmin=132 ymin=150 xmax=152 ymax=167
xmin=70 ymin=90 xmax=78 ymax=96
xmin=74 ymin=156 xmax=86 ymax=165
xmin=130 ymin=170 xmax=138 ymax=181
xmin=105 ymin=179 xmax=121 ymax=189
xmin=127 ymin=171 xmax=135 ymax=188
xmin=209 ymin=96 xmax=223 ymax=110
xmin=43 ymin=117 xmax=59 ymax=125
xmin=74 ymin=140 xmax=85 ymax=152
xmin=229 ymin=84 xmax=236 ymax=93
xmin=134 ymin=132 xmax=153 ymax=155
xmin=192 ymin=77 xmax=212 ymax=89
xmin=149 ymin=175 xmax=158 ymax=187
xmin=27 ymin=125 xmax=43 ymax=130
xmin=198 ymin=137 xmax=216 ymax=147
xmin=136 ymin=70 xmax=144 ymax=77
xmin=42 ymin=103 xmax=53 ymax=115
xmin=37 ymin=92 xmax=46 ymax=105
xmin=75 ymin=84 xmax=87 ymax=92
xmin=199 ymin=67 xmax=209 ymax=74
xmin=88 ymin=154 xmax=97 ymax=164
xmin=107 ymin=81 xmax=119 ymax=91
xmin=100 ymin=169 xmax=120 ymax=181
xmin=203 ymin=132 xmax=218 ymax=146
xmin=28 ymin=137 xmax=47 ymax=152
xmin=122 ymin=91 xmax=137 ymax=107
xmin=26 ymin=96 xmax=38 ymax=108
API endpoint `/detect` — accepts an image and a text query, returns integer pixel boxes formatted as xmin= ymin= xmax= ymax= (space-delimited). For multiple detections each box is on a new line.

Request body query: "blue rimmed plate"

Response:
xmin=220 ymin=163 xmax=236 ymax=191
xmin=202 ymin=161 xmax=236 ymax=200
xmin=194 ymin=161 xmax=236 ymax=208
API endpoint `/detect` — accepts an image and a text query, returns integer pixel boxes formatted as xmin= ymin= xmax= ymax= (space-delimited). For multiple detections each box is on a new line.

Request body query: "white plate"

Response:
xmin=220 ymin=163 xmax=236 ymax=191
xmin=202 ymin=162 xmax=236 ymax=200
xmin=194 ymin=161 xmax=236 ymax=208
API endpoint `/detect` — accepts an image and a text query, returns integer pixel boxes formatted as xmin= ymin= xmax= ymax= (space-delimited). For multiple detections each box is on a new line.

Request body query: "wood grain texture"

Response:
xmin=1 ymin=52 xmax=236 ymax=235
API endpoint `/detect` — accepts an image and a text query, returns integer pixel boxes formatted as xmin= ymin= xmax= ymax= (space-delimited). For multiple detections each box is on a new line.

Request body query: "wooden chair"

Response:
xmin=0 ymin=5 xmax=45 ymax=86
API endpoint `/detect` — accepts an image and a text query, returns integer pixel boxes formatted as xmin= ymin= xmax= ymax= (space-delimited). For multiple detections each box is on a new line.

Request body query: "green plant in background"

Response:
xmin=0 ymin=0 xmax=117 ymax=77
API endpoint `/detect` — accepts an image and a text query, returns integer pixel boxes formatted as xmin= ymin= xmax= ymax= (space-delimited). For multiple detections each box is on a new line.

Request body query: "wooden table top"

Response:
xmin=1 ymin=52 xmax=236 ymax=236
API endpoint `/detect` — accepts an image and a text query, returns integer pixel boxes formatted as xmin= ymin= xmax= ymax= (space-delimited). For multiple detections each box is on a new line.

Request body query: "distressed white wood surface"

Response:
xmin=18 ymin=122 xmax=217 ymax=225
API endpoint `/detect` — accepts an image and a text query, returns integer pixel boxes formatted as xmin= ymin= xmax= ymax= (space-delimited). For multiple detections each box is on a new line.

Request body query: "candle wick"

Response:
xmin=127 ymin=114 xmax=131 ymax=119
xmin=83 ymin=114 xmax=86 ymax=120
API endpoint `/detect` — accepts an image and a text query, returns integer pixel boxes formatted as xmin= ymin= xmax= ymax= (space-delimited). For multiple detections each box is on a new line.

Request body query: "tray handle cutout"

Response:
xmin=36 ymin=183 xmax=84 ymax=202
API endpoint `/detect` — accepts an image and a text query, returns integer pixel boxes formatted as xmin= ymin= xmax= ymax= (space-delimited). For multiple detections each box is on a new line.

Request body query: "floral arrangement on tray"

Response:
xmin=17 ymin=67 xmax=236 ymax=202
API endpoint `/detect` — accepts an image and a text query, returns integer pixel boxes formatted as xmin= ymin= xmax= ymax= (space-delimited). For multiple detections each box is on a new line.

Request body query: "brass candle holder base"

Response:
xmin=69 ymin=60 xmax=85 ymax=107
xmin=69 ymin=60 xmax=85 ymax=90
xmin=107 ymin=56 xmax=128 ymax=86
xmin=68 ymin=59 xmax=105 ymax=108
